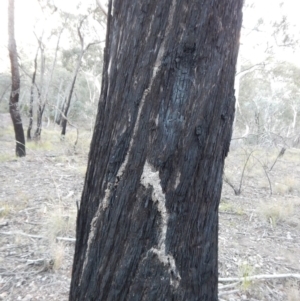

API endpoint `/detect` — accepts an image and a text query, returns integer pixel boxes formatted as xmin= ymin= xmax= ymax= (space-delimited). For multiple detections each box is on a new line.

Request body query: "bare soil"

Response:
xmin=0 ymin=122 xmax=299 ymax=300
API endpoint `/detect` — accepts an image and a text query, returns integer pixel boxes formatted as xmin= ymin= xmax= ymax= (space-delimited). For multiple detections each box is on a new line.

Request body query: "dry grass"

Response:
xmin=219 ymin=200 xmax=245 ymax=215
xmin=238 ymin=261 xmax=255 ymax=291
xmin=259 ymin=199 xmax=295 ymax=227
xmin=44 ymin=205 xmax=76 ymax=242
xmin=284 ymin=149 xmax=300 ymax=164
xmin=27 ymin=140 xmax=54 ymax=151
xmin=51 ymin=242 xmax=66 ymax=270
xmin=0 ymin=153 xmax=15 ymax=163
xmin=0 ymin=203 xmax=12 ymax=218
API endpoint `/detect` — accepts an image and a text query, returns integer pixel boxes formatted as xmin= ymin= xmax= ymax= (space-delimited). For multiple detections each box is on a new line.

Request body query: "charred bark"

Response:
xmin=70 ymin=1 xmax=243 ymax=300
xmin=8 ymin=0 xmax=25 ymax=157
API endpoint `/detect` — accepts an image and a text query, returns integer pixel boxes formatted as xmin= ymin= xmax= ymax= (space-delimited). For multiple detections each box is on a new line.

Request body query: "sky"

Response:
xmin=0 ymin=0 xmax=299 ymax=72
xmin=240 ymin=0 xmax=300 ymax=65
xmin=0 ymin=0 xmax=105 ymax=71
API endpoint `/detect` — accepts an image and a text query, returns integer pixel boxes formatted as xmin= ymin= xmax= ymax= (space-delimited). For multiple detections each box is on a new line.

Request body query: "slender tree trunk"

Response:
xmin=54 ymin=80 xmax=64 ymax=124
xmin=60 ymin=16 xmax=99 ymax=137
xmin=8 ymin=0 xmax=25 ymax=157
xmin=61 ymin=52 xmax=83 ymax=137
xmin=34 ymin=28 xmax=63 ymax=140
xmin=27 ymin=47 xmax=39 ymax=141
xmin=33 ymin=44 xmax=45 ymax=140
xmin=70 ymin=1 xmax=243 ymax=300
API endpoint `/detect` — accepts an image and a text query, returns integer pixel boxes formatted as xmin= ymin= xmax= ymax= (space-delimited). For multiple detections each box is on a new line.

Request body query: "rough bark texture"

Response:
xmin=70 ymin=1 xmax=243 ymax=300
xmin=8 ymin=0 xmax=26 ymax=157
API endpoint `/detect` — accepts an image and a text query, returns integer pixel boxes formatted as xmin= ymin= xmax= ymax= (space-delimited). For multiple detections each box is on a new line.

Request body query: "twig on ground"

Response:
xmin=26 ymin=258 xmax=47 ymax=266
xmin=219 ymin=273 xmax=300 ymax=283
xmin=56 ymin=236 xmax=75 ymax=243
xmin=0 ymin=231 xmax=75 ymax=243
xmin=0 ymin=231 xmax=43 ymax=239
xmin=0 ymin=221 xmax=9 ymax=228
xmin=218 ymin=273 xmax=300 ymax=297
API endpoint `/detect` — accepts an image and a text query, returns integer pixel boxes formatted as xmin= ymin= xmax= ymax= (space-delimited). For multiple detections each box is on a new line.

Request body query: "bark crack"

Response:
xmin=141 ymin=160 xmax=181 ymax=288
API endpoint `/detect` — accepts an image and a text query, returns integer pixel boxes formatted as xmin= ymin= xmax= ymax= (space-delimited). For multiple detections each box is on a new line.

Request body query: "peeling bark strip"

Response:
xmin=8 ymin=0 xmax=26 ymax=157
xmin=70 ymin=1 xmax=243 ymax=300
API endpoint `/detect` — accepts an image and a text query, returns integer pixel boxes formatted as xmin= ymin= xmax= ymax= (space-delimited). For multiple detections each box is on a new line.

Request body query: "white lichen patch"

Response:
xmin=155 ymin=114 xmax=159 ymax=126
xmin=141 ymin=161 xmax=181 ymax=288
xmin=79 ymin=184 xmax=112 ymax=285
xmin=174 ymin=171 xmax=181 ymax=189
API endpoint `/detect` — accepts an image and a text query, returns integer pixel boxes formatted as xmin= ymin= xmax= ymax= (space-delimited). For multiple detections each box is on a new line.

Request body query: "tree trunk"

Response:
xmin=34 ymin=28 xmax=63 ymax=140
xmin=69 ymin=1 xmax=243 ymax=300
xmin=54 ymin=80 xmax=64 ymax=124
xmin=8 ymin=0 xmax=26 ymax=157
xmin=27 ymin=47 xmax=39 ymax=141
xmin=60 ymin=51 xmax=84 ymax=137
xmin=33 ymin=44 xmax=45 ymax=140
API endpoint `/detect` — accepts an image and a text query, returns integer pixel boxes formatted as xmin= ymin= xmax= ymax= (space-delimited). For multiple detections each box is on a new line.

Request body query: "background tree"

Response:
xmin=59 ymin=15 xmax=101 ymax=137
xmin=69 ymin=1 xmax=243 ymax=300
xmin=232 ymin=0 xmax=300 ymax=147
xmin=8 ymin=0 xmax=25 ymax=156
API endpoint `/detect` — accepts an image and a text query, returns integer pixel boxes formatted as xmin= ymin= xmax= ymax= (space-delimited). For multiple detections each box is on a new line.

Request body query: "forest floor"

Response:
xmin=0 ymin=119 xmax=300 ymax=300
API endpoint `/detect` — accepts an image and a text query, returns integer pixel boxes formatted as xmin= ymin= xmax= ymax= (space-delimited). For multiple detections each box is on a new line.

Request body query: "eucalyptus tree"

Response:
xmin=69 ymin=1 xmax=243 ymax=300
xmin=234 ymin=0 xmax=300 ymax=143
xmin=26 ymin=1 xmax=65 ymax=140
xmin=59 ymin=15 xmax=101 ymax=137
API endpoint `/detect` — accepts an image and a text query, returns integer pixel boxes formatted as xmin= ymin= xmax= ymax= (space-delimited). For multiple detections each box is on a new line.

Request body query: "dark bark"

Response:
xmin=60 ymin=67 xmax=81 ymax=136
xmin=27 ymin=47 xmax=40 ymax=141
xmin=8 ymin=0 xmax=25 ymax=157
xmin=70 ymin=1 xmax=243 ymax=300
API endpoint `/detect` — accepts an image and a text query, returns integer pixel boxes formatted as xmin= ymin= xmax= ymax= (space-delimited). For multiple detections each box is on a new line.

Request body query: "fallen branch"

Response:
xmin=0 ymin=231 xmax=75 ymax=243
xmin=219 ymin=273 xmax=300 ymax=283
xmin=0 ymin=231 xmax=43 ymax=239
xmin=26 ymin=258 xmax=47 ymax=266
xmin=56 ymin=236 xmax=75 ymax=243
